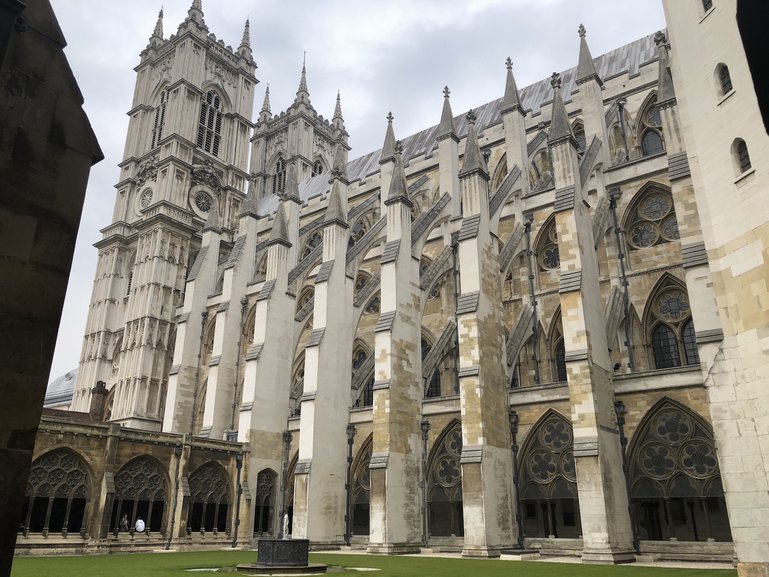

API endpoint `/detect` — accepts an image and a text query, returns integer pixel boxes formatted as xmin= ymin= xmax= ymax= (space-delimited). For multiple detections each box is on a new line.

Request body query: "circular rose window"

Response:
xmin=195 ymin=191 xmax=212 ymax=212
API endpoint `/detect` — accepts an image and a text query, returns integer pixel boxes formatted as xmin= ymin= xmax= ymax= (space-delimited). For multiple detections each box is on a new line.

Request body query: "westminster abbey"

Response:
xmin=22 ymin=2 xmax=769 ymax=575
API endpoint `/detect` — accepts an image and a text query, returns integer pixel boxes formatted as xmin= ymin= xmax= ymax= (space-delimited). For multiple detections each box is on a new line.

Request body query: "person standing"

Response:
xmin=135 ymin=517 xmax=145 ymax=533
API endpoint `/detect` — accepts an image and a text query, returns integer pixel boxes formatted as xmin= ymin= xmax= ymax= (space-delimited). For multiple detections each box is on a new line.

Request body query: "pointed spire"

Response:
xmin=459 ymin=109 xmax=488 ymax=178
xmin=324 ymin=179 xmax=348 ymax=228
xmin=548 ymin=73 xmax=576 ymax=146
xmin=293 ymin=54 xmax=310 ymax=105
xmin=386 ymin=141 xmax=411 ymax=205
xmin=259 ymin=85 xmax=272 ymax=122
xmin=268 ymin=202 xmax=291 ymax=246
xmin=575 ymin=24 xmax=603 ymax=87
xmin=437 ymin=86 xmax=458 ymax=141
xmin=202 ymin=194 xmax=221 ymax=233
xmin=501 ymin=57 xmax=524 ymax=114
xmin=240 ymin=185 xmax=259 ymax=218
xmin=187 ymin=0 xmax=204 ymax=24
xmin=654 ymin=31 xmax=676 ymax=105
xmin=380 ymin=112 xmax=396 ymax=164
xmin=282 ymin=160 xmax=300 ymax=203
xmin=150 ymin=7 xmax=164 ymax=42
xmin=330 ymin=141 xmax=348 ymax=183
xmin=332 ymin=91 xmax=347 ymax=136
xmin=238 ymin=18 xmax=252 ymax=57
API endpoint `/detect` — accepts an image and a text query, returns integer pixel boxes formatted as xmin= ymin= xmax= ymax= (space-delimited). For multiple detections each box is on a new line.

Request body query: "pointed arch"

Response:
xmin=112 ymin=455 xmax=169 ymax=534
xmin=253 ymin=468 xmax=278 ymax=535
xmin=627 ymin=397 xmax=731 ymax=542
xmin=636 ymin=91 xmax=664 ymax=157
xmin=351 ymin=435 xmax=373 ymax=536
xmin=189 ymin=461 xmax=232 ymax=534
xmin=546 ymin=308 xmax=567 ymax=384
xmin=491 ymin=152 xmax=508 ymax=192
xmin=23 ymin=449 xmax=93 ymax=536
xmin=283 ymin=452 xmax=298 ymax=535
xmin=533 ymin=215 xmax=559 ymax=272
xmin=289 ymin=353 xmax=305 ymax=416
xmin=518 ymin=409 xmax=580 ymax=538
xmin=426 ymin=420 xmax=464 ymax=538
xmin=571 ymin=118 xmax=586 ymax=154
xmin=196 ymin=88 xmax=225 ymax=156
xmin=642 ymin=273 xmax=698 ymax=369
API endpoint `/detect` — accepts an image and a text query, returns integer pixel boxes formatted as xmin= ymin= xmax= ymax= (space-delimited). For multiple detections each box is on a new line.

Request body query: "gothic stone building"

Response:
xmin=20 ymin=1 xmax=769 ymax=573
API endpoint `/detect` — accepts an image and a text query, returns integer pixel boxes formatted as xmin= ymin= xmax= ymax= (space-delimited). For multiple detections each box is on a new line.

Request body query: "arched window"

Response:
xmin=702 ymin=0 xmax=713 ymax=12
xmin=272 ymin=156 xmax=286 ymax=195
xmin=491 ymin=154 xmax=508 ymax=192
xmin=282 ymin=454 xmax=297 ymax=536
xmin=22 ymin=449 xmax=91 ymax=536
xmin=349 ymin=219 xmax=368 ymax=248
xmin=111 ymin=456 xmax=168 ymax=534
xmin=530 ymin=148 xmax=554 ymax=191
xmin=301 ymin=231 xmax=321 ymax=259
xmin=354 ymin=272 xmax=370 ymax=295
xmin=625 ymin=186 xmax=679 ymax=250
xmin=351 ymin=436 xmax=372 ymax=536
xmin=253 ymin=469 xmax=277 ymax=535
xmin=647 ymin=283 xmax=699 ymax=369
xmin=290 ymin=355 xmax=305 ymax=416
xmin=196 ymin=91 xmax=222 ymax=156
xmin=254 ymin=253 xmax=268 ymax=284
xmin=537 ymin=219 xmax=560 ymax=271
xmin=427 ymin=421 xmax=464 ymax=537
xmin=639 ymin=96 xmax=664 ymax=157
xmin=352 ymin=345 xmax=374 ymax=408
xmin=629 ymin=399 xmax=731 ymax=542
xmin=126 ymin=271 xmax=133 ymax=296
xmin=716 ymin=64 xmax=733 ymax=96
xmin=311 ymin=159 xmax=324 ymax=177
xmin=297 ymin=286 xmax=314 ymax=312
xmin=554 ymin=339 xmax=567 ymax=382
xmin=733 ymin=138 xmax=751 ymax=174
xmin=519 ymin=411 xmax=580 ymax=539
xmin=189 ymin=462 xmax=230 ymax=534
xmin=364 ymin=294 xmax=380 ymax=315
xmin=151 ymin=89 xmax=167 ymax=149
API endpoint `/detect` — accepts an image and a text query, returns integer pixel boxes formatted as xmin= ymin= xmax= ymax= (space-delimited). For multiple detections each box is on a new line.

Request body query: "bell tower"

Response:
xmin=72 ymin=1 xmax=257 ymax=429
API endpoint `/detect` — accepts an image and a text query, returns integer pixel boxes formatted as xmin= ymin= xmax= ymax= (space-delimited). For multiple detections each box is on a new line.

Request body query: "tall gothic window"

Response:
xmin=352 ymin=346 xmax=374 ymax=408
xmin=151 ymin=89 xmax=167 ymax=149
xmin=519 ymin=411 xmax=581 ymax=539
xmin=273 ymin=156 xmax=286 ymax=195
xmin=22 ymin=450 xmax=91 ymax=536
xmin=111 ymin=456 xmax=167 ymax=534
xmin=301 ymin=231 xmax=321 ymax=260
xmin=639 ymin=96 xmax=664 ymax=157
xmin=572 ymin=120 xmax=586 ymax=155
xmin=351 ymin=436 xmax=372 ymax=536
xmin=427 ymin=421 xmax=464 ymax=537
xmin=253 ymin=469 xmax=277 ymax=535
xmin=629 ymin=399 xmax=731 ymax=542
xmin=311 ymin=159 xmax=324 ymax=177
xmin=626 ymin=186 xmax=679 ymax=250
xmin=189 ymin=463 xmax=230 ymax=534
xmin=537 ymin=219 xmax=560 ymax=271
xmin=716 ymin=64 xmax=733 ymax=96
xmin=647 ymin=282 xmax=699 ymax=369
xmin=196 ymin=91 xmax=222 ymax=156
xmin=282 ymin=455 xmax=297 ymax=536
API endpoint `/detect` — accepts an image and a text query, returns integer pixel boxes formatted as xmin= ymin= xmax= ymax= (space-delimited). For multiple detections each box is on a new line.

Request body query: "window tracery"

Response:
xmin=273 ymin=156 xmax=286 ymax=195
xmin=301 ymin=231 xmax=321 ymax=259
xmin=427 ymin=421 xmax=463 ymax=537
xmin=189 ymin=462 xmax=230 ymax=534
xmin=112 ymin=456 xmax=167 ymax=534
xmin=626 ymin=187 xmax=679 ymax=250
xmin=253 ymin=469 xmax=276 ymax=534
xmin=23 ymin=450 xmax=91 ymax=536
xmin=151 ymin=89 xmax=167 ymax=150
xmin=629 ymin=400 xmax=731 ymax=542
xmin=351 ymin=437 xmax=372 ymax=535
xmin=639 ymin=96 xmax=664 ymax=157
xmin=646 ymin=280 xmax=699 ymax=369
xmin=537 ymin=219 xmax=559 ymax=271
xmin=529 ymin=148 xmax=554 ymax=192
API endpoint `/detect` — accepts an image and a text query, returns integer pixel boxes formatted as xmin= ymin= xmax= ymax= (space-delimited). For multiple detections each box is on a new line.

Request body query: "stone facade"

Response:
xmin=23 ymin=1 xmax=768 ymax=572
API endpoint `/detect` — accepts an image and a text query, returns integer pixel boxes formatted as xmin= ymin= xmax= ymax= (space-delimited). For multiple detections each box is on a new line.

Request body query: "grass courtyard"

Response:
xmin=10 ymin=551 xmax=738 ymax=577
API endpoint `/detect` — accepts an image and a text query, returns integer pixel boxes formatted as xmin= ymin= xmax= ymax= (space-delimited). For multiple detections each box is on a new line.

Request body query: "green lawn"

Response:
xmin=10 ymin=551 xmax=738 ymax=577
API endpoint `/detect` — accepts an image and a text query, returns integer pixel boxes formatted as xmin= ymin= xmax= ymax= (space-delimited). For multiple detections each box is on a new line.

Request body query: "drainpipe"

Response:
xmin=609 ymin=187 xmax=635 ymax=372
xmin=523 ymin=215 xmax=540 ymax=384
xmin=420 ymin=418 xmax=431 ymax=546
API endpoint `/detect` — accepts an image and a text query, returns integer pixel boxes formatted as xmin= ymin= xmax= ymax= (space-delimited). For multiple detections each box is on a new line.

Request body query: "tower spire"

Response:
xmin=501 ymin=57 xmax=523 ymax=114
xmin=150 ymin=7 xmax=164 ymax=43
xmin=575 ymin=24 xmax=602 ymax=87
xmin=380 ymin=112 xmax=396 ymax=164
xmin=387 ymin=141 xmax=410 ymax=203
xmin=459 ymin=109 xmax=487 ymax=177
xmin=259 ymin=85 xmax=272 ymax=122
xmin=187 ymin=0 xmax=204 ymax=24
xmin=268 ymin=202 xmax=291 ymax=246
xmin=294 ymin=54 xmax=310 ymax=105
xmin=238 ymin=18 xmax=252 ymax=58
xmin=332 ymin=91 xmax=347 ymax=137
xmin=548 ymin=73 xmax=576 ymax=146
xmin=437 ymin=86 xmax=457 ymax=141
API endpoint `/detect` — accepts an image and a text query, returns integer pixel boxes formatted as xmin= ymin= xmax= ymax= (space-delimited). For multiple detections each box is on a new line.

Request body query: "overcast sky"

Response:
xmin=46 ymin=0 xmax=666 ymax=383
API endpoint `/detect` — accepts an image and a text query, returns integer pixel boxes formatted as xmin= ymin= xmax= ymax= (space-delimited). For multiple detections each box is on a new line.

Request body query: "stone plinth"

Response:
xmin=236 ymin=539 xmax=327 ymax=574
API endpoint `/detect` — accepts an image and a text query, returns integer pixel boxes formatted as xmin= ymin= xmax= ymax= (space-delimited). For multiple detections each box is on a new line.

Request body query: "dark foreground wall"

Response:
xmin=0 ymin=1 xmax=102 ymax=575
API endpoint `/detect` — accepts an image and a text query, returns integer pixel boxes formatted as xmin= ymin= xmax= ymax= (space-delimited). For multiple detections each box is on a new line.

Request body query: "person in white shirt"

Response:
xmin=135 ymin=517 xmax=145 ymax=533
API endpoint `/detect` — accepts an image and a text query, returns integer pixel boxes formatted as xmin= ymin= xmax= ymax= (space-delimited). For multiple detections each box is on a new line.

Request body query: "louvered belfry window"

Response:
xmin=151 ymin=90 xmax=167 ymax=149
xmin=197 ymin=91 xmax=222 ymax=156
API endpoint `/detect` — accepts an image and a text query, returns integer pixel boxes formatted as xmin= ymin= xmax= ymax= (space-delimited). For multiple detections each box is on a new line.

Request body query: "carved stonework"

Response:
xmin=191 ymin=158 xmax=223 ymax=190
xmin=135 ymin=154 xmax=159 ymax=187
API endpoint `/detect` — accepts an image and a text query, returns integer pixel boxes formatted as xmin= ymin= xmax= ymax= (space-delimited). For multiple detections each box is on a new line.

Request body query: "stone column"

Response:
xmin=455 ymin=110 xmax=515 ymax=557
xmin=368 ymin=142 xmax=424 ymax=554
xmin=548 ymin=74 xmax=634 ymax=563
